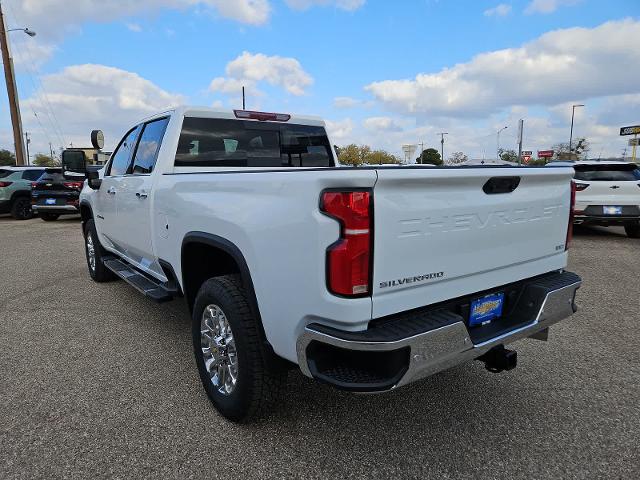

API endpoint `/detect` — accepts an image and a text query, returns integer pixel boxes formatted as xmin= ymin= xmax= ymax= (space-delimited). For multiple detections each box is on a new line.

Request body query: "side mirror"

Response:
xmin=86 ymin=169 xmax=102 ymax=190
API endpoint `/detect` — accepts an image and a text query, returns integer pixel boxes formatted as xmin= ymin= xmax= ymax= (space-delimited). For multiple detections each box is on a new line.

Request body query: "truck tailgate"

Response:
xmin=372 ymin=167 xmax=574 ymax=318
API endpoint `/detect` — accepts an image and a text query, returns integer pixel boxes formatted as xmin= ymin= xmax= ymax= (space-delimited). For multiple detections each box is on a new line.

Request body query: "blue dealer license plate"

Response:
xmin=603 ymin=206 xmax=622 ymax=215
xmin=45 ymin=198 xmax=56 ymax=205
xmin=469 ymin=293 xmax=504 ymax=327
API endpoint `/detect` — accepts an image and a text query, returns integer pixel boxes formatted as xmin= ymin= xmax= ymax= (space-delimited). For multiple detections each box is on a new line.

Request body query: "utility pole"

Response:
xmin=24 ymin=131 xmax=30 ymax=165
xmin=242 ymin=86 xmax=245 ymax=110
xmin=569 ymin=104 xmax=584 ymax=152
xmin=517 ymin=119 xmax=524 ymax=166
xmin=437 ymin=133 xmax=448 ymax=163
xmin=49 ymin=142 xmax=55 ymax=161
xmin=0 ymin=2 xmax=26 ymax=165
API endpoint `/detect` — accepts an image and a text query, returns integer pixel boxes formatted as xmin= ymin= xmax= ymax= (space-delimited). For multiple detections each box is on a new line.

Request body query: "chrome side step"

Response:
xmin=104 ymin=257 xmax=174 ymax=303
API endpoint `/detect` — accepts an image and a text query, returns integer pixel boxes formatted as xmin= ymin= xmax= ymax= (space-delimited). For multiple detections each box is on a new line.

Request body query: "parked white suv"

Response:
xmin=80 ymin=107 xmax=581 ymax=421
xmin=571 ymin=161 xmax=640 ymax=238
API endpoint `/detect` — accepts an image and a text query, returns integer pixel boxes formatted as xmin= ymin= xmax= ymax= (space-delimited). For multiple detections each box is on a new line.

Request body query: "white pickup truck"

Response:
xmin=80 ymin=107 xmax=582 ymax=421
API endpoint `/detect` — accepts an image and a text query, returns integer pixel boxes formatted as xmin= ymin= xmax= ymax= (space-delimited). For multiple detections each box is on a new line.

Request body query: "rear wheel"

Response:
xmin=10 ymin=197 xmax=32 ymax=220
xmin=625 ymin=223 xmax=640 ymax=238
xmin=40 ymin=213 xmax=60 ymax=222
xmin=193 ymin=275 xmax=286 ymax=422
xmin=83 ymin=219 xmax=116 ymax=282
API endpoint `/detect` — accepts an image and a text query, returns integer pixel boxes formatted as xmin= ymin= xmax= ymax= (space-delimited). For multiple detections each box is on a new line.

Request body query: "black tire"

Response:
xmin=40 ymin=213 xmax=60 ymax=222
xmin=192 ymin=275 xmax=286 ymax=422
xmin=10 ymin=197 xmax=33 ymax=220
xmin=83 ymin=219 xmax=116 ymax=282
xmin=625 ymin=223 xmax=640 ymax=238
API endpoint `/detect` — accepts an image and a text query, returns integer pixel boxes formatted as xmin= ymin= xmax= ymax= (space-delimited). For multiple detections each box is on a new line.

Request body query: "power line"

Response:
xmin=4 ymin=1 xmax=66 ymax=148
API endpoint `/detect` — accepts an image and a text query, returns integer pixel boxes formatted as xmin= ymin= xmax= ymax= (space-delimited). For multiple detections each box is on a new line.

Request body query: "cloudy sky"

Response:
xmin=2 ymin=0 xmax=639 ymax=160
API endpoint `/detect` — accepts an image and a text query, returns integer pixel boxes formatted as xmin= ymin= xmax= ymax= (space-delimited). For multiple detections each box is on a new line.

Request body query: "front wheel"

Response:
xmin=83 ymin=219 xmax=116 ymax=282
xmin=193 ymin=275 xmax=286 ymax=422
xmin=625 ymin=223 xmax=640 ymax=238
xmin=40 ymin=213 xmax=60 ymax=222
xmin=10 ymin=197 xmax=33 ymax=220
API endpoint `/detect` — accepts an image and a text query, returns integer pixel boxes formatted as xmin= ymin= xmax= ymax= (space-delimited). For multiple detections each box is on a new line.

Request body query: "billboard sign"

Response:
xmin=538 ymin=150 xmax=554 ymax=158
xmin=620 ymin=125 xmax=640 ymax=136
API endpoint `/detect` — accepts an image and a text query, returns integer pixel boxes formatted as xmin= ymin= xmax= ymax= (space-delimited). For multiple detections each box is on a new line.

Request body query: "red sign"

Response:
xmin=523 ymin=155 xmax=531 ymax=164
xmin=538 ymin=150 xmax=554 ymax=158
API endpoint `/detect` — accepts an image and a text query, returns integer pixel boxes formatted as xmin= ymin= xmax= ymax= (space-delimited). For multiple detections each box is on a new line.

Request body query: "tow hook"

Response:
xmin=478 ymin=345 xmax=517 ymax=373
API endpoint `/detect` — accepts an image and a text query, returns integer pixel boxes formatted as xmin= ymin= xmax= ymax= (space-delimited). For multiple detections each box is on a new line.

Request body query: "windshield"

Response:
xmin=175 ymin=117 xmax=334 ymax=168
xmin=574 ymin=164 xmax=640 ymax=181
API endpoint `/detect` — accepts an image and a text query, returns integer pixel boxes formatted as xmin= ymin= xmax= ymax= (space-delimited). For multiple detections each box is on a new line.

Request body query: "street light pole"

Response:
xmin=438 ymin=132 xmax=448 ymax=163
xmin=496 ymin=126 xmax=508 ymax=161
xmin=569 ymin=104 xmax=584 ymax=153
xmin=0 ymin=3 xmax=36 ymax=166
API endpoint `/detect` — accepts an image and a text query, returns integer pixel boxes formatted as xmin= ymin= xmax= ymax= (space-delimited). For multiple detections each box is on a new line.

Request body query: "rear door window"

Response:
xmin=175 ymin=117 xmax=333 ymax=168
xmin=22 ymin=169 xmax=44 ymax=181
xmin=130 ymin=117 xmax=170 ymax=174
xmin=574 ymin=164 xmax=640 ymax=181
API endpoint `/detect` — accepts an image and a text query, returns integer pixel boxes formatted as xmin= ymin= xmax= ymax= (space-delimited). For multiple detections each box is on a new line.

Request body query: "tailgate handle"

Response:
xmin=483 ymin=176 xmax=520 ymax=194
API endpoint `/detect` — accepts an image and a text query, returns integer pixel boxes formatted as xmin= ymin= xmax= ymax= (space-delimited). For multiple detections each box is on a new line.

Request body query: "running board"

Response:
xmin=104 ymin=257 xmax=174 ymax=303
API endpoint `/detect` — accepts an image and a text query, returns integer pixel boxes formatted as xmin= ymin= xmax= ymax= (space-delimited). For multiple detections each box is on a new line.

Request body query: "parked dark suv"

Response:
xmin=31 ymin=168 xmax=84 ymax=221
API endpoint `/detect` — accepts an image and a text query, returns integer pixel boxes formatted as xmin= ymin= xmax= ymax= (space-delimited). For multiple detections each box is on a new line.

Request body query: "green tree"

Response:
xmin=416 ymin=148 xmax=442 ymax=165
xmin=337 ymin=144 xmax=364 ymax=166
xmin=367 ymin=149 xmax=400 ymax=165
xmin=0 ymin=149 xmax=15 ymax=166
xmin=498 ymin=148 xmax=518 ymax=163
xmin=552 ymin=138 xmax=590 ymax=160
xmin=33 ymin=153 xmax=59 ymax=167
xmin=448 ymin=151 xmax=468 ymax=165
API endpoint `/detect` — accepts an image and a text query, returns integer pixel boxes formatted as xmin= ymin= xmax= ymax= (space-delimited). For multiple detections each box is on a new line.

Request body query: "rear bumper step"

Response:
xmin=296 ymin=271 xmax=581 ymax=392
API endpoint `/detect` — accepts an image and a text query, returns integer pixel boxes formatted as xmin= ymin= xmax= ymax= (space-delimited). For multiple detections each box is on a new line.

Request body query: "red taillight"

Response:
xmin=320 ymin=190 xmax=372 ymax=297
xmin=63 ymin=181 xmax=84 ymax=190
xmin=31 ymin=182 xmax=38 ymax=189
xmin=574 ymin=183 xmax=589 ymax=191
xmin=234 ymin=109 xmax=291 ymax=122
xmin=0 ymin=181 xmax=12 ymax=187
xmin=566 ymin=180 xmax=576 ymax=251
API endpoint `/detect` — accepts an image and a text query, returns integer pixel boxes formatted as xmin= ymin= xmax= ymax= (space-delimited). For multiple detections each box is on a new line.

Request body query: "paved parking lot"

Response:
xmin=1 ymin=215 xmax=638 ymax=479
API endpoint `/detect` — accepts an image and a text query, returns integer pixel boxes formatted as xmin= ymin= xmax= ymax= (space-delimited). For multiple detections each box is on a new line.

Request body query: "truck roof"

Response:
xmin=141 ymin=106 xmax=326 ymax=127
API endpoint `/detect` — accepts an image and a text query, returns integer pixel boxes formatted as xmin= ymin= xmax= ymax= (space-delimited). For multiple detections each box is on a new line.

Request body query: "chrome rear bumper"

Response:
xmin=296 ymin=271 xmax=581 ymax=391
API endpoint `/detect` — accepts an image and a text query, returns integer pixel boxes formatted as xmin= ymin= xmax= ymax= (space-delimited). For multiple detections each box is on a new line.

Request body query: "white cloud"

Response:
xmin=365 ymin=19 xmax=640 ymax=118
xmin=22 ymin=64 xmax=185 ymax=151
xmin=524 ymin=0 xmax=580 ymax=14
xmin=9 ymin=0 xmax=270 ymax=42
xmin=484 ymin=3 xmax=512 ymax=17
xmin=333 ymin=96 xmax=360 ymax=108
xmin=210 ymin=51 xmax=313 ymax=97
xmin=285 ymin=0 xmax=365 ymax=11
xmin=325 ymin=118 xmax=354 ymax=141
xmin=10 ymin=41 xmax=56 ymax=71
xmin=126 ymin=22 xmax=142 ymax=32
xmin=363 ymin=116 xmax=403 ymax=132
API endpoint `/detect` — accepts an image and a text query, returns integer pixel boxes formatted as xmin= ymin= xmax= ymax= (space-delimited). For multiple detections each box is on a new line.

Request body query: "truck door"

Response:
xmin=114 ymin=117 xmax=170 ymax=278
xmin=94 ymin=125 xmax=141 ymax=252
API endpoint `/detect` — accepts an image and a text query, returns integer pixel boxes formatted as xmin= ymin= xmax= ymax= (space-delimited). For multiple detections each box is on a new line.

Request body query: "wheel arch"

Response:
xmin=79 ymin=201 xmax=93 ymax=227
xmin=181 ymin=232 xmax=261 ymax=322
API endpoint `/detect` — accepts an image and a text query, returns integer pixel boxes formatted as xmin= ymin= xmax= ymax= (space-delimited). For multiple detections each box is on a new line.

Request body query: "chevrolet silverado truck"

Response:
xmin=80 ymin=107 xmax=582 ymax=422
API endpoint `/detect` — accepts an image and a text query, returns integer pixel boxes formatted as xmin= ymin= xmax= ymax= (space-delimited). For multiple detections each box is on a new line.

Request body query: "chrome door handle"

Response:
xmin=136 ymin=191 xmax=148 ymax=199
xmin=107 ymin=187 xmax=116 ymax=195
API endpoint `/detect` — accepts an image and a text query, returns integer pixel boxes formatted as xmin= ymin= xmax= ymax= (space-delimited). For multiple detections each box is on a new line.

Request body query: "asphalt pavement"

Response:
xmin=1 ymin=215 xmax=638 ymax=479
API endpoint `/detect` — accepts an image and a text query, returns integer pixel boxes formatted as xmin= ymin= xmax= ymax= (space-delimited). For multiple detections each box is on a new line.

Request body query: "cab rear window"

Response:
xmin=175 ymin=117 xmax=334 ymax=168
xmin=574 ymin=164 xmax=640 ymax=182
